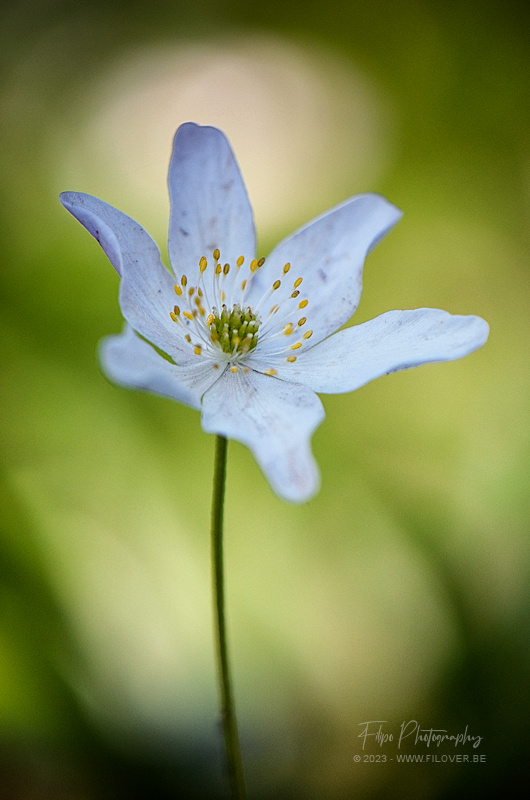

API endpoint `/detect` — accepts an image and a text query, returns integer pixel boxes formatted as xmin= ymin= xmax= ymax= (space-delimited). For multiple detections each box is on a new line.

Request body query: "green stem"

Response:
xmin=211 ymin=435 xmax=247 ymax=799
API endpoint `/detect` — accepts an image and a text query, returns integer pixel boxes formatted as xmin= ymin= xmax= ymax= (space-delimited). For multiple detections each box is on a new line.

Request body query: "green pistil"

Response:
xmin=210 ymin=304 xmax=260 ymax=355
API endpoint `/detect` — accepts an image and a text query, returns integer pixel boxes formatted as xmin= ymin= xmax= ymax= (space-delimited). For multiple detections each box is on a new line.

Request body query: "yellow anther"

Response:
xmin=269 ymin=304 xmax=279 ymax=314
xmin=169 ymin=311 xmax=178 ymax=322
xmin=223 ymin=263 xmax=230 ymax=275
xmin=241 ymin=279 xmax=247 ymax=290
xmin=198 ymin=288 xmax=203 ymax=297
xmin=237 ymin=255 xmax=245 ymax=267
xmin=250 ymin=259 xmax=258 ymax=272
xmin=257 ymin=257 xmax=265 ymax=267
xmin=185 ymin=334 xmax=192 ymax=343
xmin=213 ymin=363 xmax=220 ymax=369
xmin=189 ymin=287 xmax=195 ymax=297
xmin=272 ymin=280 xmax=281 ymax=290
xmin=291 ymin=290 xmax=300 ymax=299
xmin=282 ymin=323 xmax=294 ymax=336
xmin=294 ymin=277 xmax=303 ymax=288
xmin=283 ymin=262 xmax=291 ymax=274
xmin=286 ymin=355 xmax=297 ymax=363
xmin=181 ymin=275 xmax=187 ymax=287
xmin=265 ymin=368 xmax=278 ymax=376
xmin=213 ymin=248 xmax=220 ymax=261
xmin=174 ymin=284 xmax=182 ymax=296
xmin=297 ymin=317 xmax=306 ymax=327
xmin=303 ymin=330 xmax=313 ymax=339
xmin=231 ymin=365 xmax=238 ymax=373
xmin=199 ymin=256 xmax=207 ymax=272
xmin=194 ymin=346 xmax=202 ymax=355
xmin=221 ymin=291 xmax=226 ymax=302
xmin=173 ymin=305 xmax=181 ymax=316
xmin=215 ymin=263 xmax=222 ymax=275
xmin=183 ymin=311 xmax=193 ymax=321
xmin=207 ymin=313 xmax=215 ymax=326
xmin=290 ymin=342 xmax=302 ymax=350
xmin=298 ymin=299 xmax=308 ymax=309
xmin=243 ymin=367 xmax=249 ymax=373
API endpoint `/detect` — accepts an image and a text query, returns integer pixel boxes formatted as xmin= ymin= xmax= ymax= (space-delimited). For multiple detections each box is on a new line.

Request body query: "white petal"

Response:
xmin=201 ymin=369 xmax=325 ymax=503
xmin=167 ymin=123 xmax=256 ymax=291
xmin=60 ymin=192 xmax=192 ymax=363
xmin=100 ymin=324 xmax=223 ymax=409
xmin=246 ymin=194 xmax=402 ymax=345
xmin=248 ymin=309 xmax=489 ymax=393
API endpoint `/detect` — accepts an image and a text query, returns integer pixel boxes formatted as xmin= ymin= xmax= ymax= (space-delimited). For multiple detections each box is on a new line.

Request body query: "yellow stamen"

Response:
xmin=283 ymin=262 xmax=291 ymax=274
xmin=265 ymin=368 xmax=278 ymax=376
xmin=291 ymin=290 xmax=300 ymax=299
xmin=272 ymin=280 xmax=281 ymax=290
xmin=294 ymin=277 xmax=303 ymax=288
xmin=174 ymin=284 xmax=182 ymax=296
xmin=169 ymin=311 xmax=178 ymax=322
xmin=183 ymin=311 xmax=193 ymax=321
xmin=250 ymin=259 xmax=258 ymax=272
xmin=297 ymin=317 xmax=306 ymax=327
xmin=257 ymin=257 xmax=265 ymax=267
xmin=199 ymin=256 xmax=207 ymax=272
xmin=237 ymin=255 xmax=245 ymax=267
xmin=303 ymin=330 xmax=313 ymax=339
xmin=223 ymin=263 xmax=230 ymax=275
xmin=194 ymin=346 xmax=202 ymax=355
xmin=298 ymin=299 xmax=308 ymax=309
xmin=231 ymin=365 xmax=238 ymax=373
xmin=286 ymin=355 xmax=297 ymax=363
xmin=213 ymin=248 xmax=220 ymax=261
xmin=290 ymin=342 xmax=302 ymax=350
xmin=181 ymin=275 xmax=187 ymax=287
xmin=282 ymin=323 xmax=294 ymax=336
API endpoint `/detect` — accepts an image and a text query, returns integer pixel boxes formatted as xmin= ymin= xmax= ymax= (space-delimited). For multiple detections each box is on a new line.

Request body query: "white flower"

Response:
xmin=60 ymin=123 xmax=489 ymax=502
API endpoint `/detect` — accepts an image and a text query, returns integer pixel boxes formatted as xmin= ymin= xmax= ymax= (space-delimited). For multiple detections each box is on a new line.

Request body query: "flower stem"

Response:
xmin=211 ymin=435 xmax=247 ymax=799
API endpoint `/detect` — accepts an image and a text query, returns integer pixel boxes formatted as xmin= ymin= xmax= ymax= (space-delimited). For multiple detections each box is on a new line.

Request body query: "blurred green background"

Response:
xmin=1 ymin=0 xmax=528 ymax=798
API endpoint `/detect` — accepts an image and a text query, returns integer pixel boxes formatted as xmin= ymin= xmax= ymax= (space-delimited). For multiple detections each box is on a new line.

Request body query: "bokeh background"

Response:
xmin=1 ymin=0 xmax=528 ymax=798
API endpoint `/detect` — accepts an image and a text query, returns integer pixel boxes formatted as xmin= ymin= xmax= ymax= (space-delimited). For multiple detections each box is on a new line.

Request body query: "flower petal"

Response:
xmin=246 ymin=193 xmax=402 ymax=345
xmin=248 ymin=309 xmax=489 ymax=393
xmin=100 ymin=324 xmax=223 ymax=409
xmin=167 ymin=123 xmax=256 ymax=290
xmin=60 ymin=192 xmax=193 ymax=363
xmin=201 ymin=369 xmax=325 ymax=503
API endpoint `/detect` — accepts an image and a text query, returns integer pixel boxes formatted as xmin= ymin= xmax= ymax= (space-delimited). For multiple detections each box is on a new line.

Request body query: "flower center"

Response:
xmin=168 ymin=248 xmax=313 ymax=371
xmin=208 ymin=304 xmax=260 ymax=355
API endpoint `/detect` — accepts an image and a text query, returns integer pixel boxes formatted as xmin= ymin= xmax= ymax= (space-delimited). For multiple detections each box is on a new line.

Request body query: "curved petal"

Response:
xmin=201 ymin=369 xmax=325 ymax=503
xmin=60 ymin=192 xmax=193 ymax=363
xmin=168 ymin=123 xmax=256 ymax=292
xmin=246 ymin=194 xmax=402 ymax=345
xmin=248 ymin=309 xmax=489 ymax=393
xmin=99 ymin=324 xmax=223 ymax=409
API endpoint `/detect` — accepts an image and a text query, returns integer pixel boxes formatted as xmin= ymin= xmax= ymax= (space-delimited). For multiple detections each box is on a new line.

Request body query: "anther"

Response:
xmin=231 ymin=366 xmax=238 ymax=373
xmin=265 ymin=368 xmax=278 ymax=376
xmin=223 ymin=263 xmax=230 ymax=275
xmin=297 ymin=317 xmax=306 ymax=327
xmin=174 ymin=284 xmax=182 ymax=296
xmin=298 ymin=299 xmax=308 ymax=309
xmin=303 ymin=330 xmax=313 ymax=339
xmin=257 ymin=257 xmax=266 ymax=267
xmin=199 ymin=256 xmax=207 ymax=272
xmin=250 ymin=259 xmax=258 ymax=272
xmin=272 ymin=280 xmax=281 ymax=290
xmin=290 ymin=342 xmax=302 ymax=350
xmin=213 ymin=248 xmax=220 ymax=261
xmin=291 ymin=290 xmax=300 ymax=299
xmin=283 ymin=262 xmax=291 ymax=274
xmin=237 ymin=255 xmax=245 ymax=267
xmin=181 ymin=275 xmax=187 ymax=287
xmin=194 ymin=346 xmax=202 ymax=355
xmin=286 ymin=355 xmax=297 ymax=363
xmin=282 ymin=323 xmax=294 ymax=335
xmin=293 ymin=277 xmax=303 ymax=288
